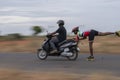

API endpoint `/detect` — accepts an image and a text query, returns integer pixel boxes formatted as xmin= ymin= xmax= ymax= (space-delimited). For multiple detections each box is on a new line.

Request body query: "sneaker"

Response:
xmin=50 ymin=49 xmax=58 ymax=54
xmin=87 ymin=56 xmax=95 ymax=61
xmin=115 ymin=31 xmax=120 ymax=37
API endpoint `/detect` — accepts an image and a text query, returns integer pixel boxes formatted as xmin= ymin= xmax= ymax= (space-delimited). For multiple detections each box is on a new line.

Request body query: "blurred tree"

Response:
xmin=7 ymin=33 xmax=23 ymax=40
xmin=32 ymin=26 xmax=43 ymax=36
xmin=31 ymin=26 xmax=43 ymax=49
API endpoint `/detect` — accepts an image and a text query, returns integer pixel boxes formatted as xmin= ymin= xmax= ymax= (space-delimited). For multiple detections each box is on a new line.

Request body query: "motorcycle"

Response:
xmin=37 ymin=34 xmax=80 ymax=60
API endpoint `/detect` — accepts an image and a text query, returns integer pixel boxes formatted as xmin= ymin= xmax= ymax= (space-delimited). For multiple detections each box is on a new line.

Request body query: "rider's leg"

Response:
xmin=50 ymin=37 xmax=59 ymax=53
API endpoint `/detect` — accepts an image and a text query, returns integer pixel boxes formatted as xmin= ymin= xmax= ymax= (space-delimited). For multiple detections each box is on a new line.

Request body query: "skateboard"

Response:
xmin=86 ymin=58 xmax=95 ymax=61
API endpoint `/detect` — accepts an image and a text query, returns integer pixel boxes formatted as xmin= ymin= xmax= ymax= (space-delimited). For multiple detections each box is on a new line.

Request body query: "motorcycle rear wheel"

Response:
xmin=66 ymin=50 xmax=78 ymax=61
xmin=37 ymin=49 xmax=48 ymax=60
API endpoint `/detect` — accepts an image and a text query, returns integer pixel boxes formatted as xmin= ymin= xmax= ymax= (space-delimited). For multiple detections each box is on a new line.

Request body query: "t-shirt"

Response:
xmin=55 ymin=26 xmax=67 ymax=42
xmin=83 ymin=31 xmax=90 ymax=37
xmin=77 ymin=30 xmax=90 ymax=37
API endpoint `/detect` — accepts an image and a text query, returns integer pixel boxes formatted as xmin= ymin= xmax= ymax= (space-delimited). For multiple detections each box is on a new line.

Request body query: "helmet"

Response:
xmin=57 ymin=20 xmax=64 ymax=25
xmin=72 ymin=27 xmax=79 ymax=32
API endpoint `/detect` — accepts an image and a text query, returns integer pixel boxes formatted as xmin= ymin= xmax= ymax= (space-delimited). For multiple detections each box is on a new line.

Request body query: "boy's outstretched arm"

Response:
xmin=79 ymin=36 xmax=87 ymax=40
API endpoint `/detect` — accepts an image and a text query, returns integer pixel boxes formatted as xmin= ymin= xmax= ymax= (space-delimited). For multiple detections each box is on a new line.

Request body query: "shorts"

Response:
xmin=88 ymin=29 xmax=99 ymax=41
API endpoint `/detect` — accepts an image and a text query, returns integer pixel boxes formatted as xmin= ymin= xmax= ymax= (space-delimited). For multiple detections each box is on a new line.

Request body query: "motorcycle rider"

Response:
xmin=49 ymin=20 xmax=67 ymax=53
xmin=72 ymin=26 xmax=115 ymax=60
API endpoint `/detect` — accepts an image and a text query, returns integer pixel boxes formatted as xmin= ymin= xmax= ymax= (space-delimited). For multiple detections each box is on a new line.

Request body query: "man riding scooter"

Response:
xmin=49 ymin=20 xmax=67 ymax=53
xmin=37 ymin=20 xmax=79 ymax=60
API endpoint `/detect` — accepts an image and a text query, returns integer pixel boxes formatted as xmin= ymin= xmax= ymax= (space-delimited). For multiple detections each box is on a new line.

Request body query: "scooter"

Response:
xmin=37 ymin=34 xmax=80 ymax=60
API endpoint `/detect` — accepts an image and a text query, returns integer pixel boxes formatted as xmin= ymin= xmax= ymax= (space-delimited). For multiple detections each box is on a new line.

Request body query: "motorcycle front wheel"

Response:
xmin=37 ymin=49 xmax=48 ymax=60
xmin=66 ymin=49 xmax=78 ymax=61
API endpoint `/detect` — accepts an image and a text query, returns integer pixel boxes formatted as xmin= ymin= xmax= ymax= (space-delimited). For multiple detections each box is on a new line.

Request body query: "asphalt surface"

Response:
xmin=0 ymin=53 xmax=120 ymax=75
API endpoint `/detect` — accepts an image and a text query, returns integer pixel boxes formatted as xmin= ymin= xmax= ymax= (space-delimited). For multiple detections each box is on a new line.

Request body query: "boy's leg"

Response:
xmin=115 ymin=31 xmax=120 ymax=37
xmin=87 ymin=30 xmax=97 ymax=59
xmin=87 ymin=41 xmax=95 ymax=61
xmin=98 ymin=32 xmax=114 ymax=36
xmin=89 ymin=41 xmax=93 ymax=56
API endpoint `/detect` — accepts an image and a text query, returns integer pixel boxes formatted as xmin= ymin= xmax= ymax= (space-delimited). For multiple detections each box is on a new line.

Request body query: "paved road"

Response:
xmin=0 ymin=53 xmax=120 ymax=75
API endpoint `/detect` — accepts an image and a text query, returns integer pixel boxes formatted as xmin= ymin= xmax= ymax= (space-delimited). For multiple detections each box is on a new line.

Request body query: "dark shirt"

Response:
xmin=55 ymin=26 xmax=67 ymax=42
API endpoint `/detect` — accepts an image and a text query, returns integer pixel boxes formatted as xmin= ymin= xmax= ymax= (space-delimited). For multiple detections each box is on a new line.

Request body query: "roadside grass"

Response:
xmin=0 ymin=35 xmax=119 ymax=54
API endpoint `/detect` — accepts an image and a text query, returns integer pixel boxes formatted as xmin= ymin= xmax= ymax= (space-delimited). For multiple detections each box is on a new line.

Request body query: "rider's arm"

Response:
xmin=50 ymin=31 xmax=56 ymax=35
xmin=50 ymin=27 xmax=60 ymax=35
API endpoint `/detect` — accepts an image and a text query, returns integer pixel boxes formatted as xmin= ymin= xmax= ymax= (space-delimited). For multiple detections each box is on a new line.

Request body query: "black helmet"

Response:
xmin=57 ymin=20 xmax=64 ymax=25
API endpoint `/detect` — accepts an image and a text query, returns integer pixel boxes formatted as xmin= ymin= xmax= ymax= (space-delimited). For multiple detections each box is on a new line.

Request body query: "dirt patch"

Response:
xmin=0 ymin=69 xmax=120 ymax=80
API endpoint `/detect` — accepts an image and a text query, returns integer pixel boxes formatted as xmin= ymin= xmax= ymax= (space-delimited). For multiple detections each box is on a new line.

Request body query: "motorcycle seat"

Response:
xmin=58 ymin=39 xmax=75 ymax=46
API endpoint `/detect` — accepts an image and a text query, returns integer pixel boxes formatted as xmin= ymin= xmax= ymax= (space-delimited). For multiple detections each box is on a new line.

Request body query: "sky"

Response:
xmin=0 ymin=0 xmax=120 ymax=35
